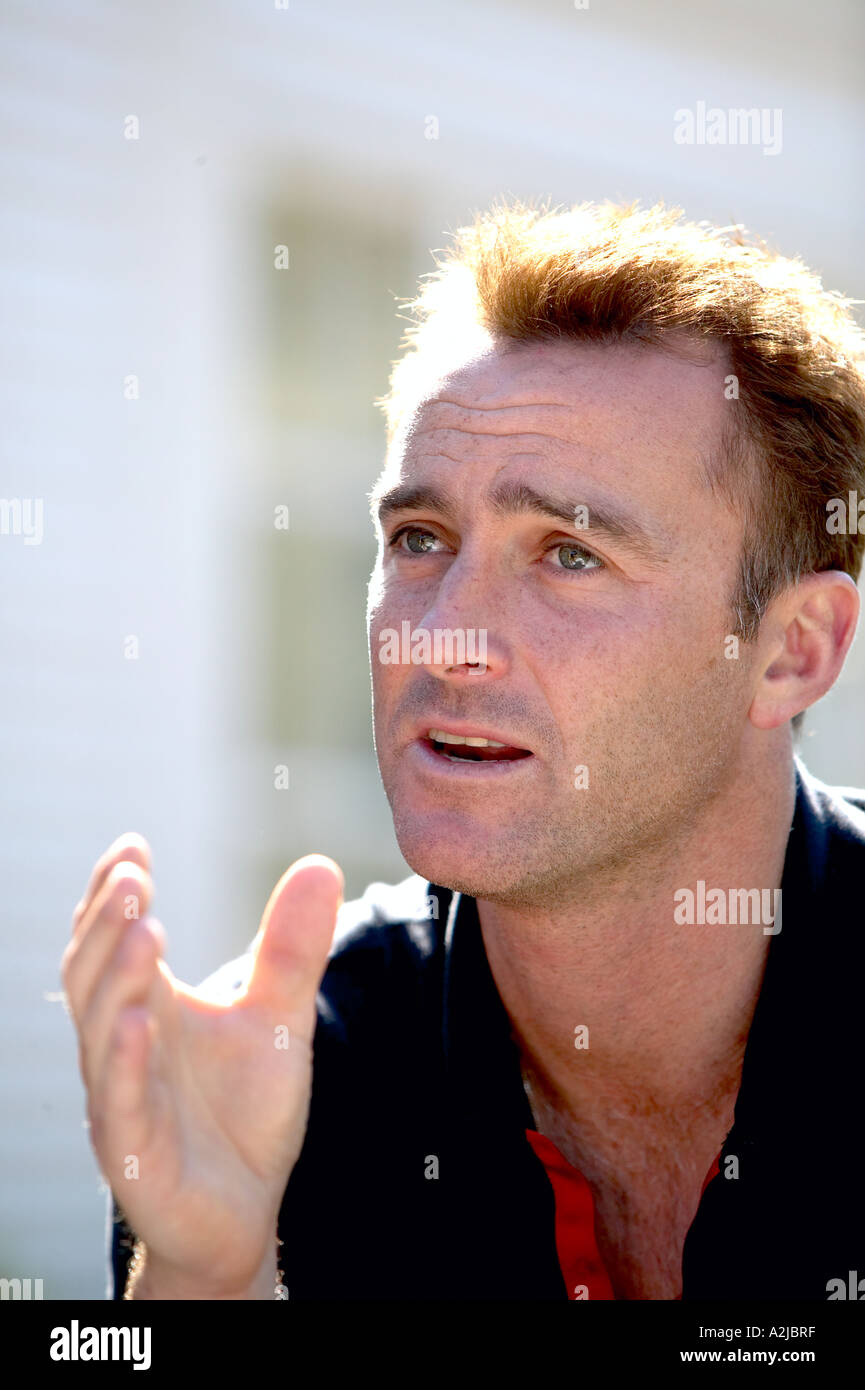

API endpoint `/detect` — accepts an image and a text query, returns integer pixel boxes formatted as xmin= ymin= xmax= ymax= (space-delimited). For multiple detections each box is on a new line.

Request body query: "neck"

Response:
xmin=477 ymin=752 xmax=797 ymax=1116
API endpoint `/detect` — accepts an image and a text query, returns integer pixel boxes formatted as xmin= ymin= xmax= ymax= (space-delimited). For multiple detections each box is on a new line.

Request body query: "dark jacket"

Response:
xmin=108 ymin=757 xmax=865 ymax=1300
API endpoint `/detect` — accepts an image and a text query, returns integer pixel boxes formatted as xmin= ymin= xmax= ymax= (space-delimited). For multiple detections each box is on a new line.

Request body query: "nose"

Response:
xmin=416 ymin=556 xmax=510 ymax=683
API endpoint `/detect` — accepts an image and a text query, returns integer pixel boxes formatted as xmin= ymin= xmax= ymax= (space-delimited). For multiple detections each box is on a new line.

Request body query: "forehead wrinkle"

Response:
xmin=409 ymin=424 xmax=590 ymax=454
xmin=408 ymin=420 xmax=716 ymax=517
xmin=429 ymin=397 xmax=577 ymax=413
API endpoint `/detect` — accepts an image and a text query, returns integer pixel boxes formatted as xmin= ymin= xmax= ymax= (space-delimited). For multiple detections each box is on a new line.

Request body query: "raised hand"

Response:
xmin=61 ymin=833 xmax=343 ymax=1298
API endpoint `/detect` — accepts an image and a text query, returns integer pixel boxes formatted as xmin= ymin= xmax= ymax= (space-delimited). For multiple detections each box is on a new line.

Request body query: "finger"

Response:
xmin=63 ymin=861 xmax=153 ymax=1022
xmin=243 ymin=856 xmax=343 ymax=1020
xmin=80 ymin=916 xmax=169 ymax=1096
xmin=95 ymin=1004 xmax=159 ymax=1183
xmin=72 ymin=833 xmax=151 ymax=938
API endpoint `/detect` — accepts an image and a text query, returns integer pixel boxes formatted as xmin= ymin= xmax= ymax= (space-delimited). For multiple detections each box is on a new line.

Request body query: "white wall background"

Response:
xmin=1 ymin=0 xmax=863 ymax=1297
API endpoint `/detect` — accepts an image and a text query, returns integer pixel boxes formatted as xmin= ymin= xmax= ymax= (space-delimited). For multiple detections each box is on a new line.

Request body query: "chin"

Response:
xmin=393 ymin=818 xmax=520 ymax=901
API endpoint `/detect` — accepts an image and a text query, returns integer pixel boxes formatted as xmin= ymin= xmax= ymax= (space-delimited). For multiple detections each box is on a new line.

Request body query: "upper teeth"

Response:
xmin=428 ymin=729 xmax=507 ymax=748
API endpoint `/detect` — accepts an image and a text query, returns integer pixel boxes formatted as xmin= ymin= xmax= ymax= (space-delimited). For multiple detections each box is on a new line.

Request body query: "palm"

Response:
xmin=100 ymin=977 xmax=316 ymax=1288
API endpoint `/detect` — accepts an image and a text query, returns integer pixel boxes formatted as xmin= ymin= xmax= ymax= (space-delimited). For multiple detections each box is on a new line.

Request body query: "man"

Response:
xmin=62 ymin=199 xmax=865 ymax=1301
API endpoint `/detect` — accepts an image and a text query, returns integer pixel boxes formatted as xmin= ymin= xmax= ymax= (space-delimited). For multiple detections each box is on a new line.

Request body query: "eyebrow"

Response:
xmin=370 ymin=479 xmax=671 ymax=565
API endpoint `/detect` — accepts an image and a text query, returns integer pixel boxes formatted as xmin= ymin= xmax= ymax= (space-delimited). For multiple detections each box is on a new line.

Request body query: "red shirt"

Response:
xmin=525 ymin=1128 xmax=722 ymax=1300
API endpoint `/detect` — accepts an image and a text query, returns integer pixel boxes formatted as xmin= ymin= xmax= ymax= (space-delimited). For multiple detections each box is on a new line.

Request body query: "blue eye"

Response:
xmin=389 ymin=526 xmax=440 ymax=554
xmin=386 ymin=527 xmax=604 ymax=575
xmin=552 ymin=542 xmax=603 ymax=573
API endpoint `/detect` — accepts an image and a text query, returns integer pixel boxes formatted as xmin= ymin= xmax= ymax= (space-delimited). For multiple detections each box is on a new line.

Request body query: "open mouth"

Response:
xmin=423 ymin=729 xmax=533 ymax=763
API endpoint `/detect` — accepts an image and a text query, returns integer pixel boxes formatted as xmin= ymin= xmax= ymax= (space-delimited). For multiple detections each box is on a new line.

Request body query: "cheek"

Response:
xmin=367 ymin=559 xmax=426 ymax=628
xmin=367 ymin=569 xmax=414 ymax=676
xmin=523 ymin=603 xmax=628 ymax=675
xmin=366 ymin=561 xmax=387 ymax=627
xmin=524 ymin=600 xmax=703 ymax=722
xmin=368 ymin=618 xmax=410 ymax=717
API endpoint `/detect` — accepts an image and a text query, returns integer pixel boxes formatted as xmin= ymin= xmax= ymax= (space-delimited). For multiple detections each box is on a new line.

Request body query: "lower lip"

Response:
xmin=407 ymin=737 xmax=536 ymax=780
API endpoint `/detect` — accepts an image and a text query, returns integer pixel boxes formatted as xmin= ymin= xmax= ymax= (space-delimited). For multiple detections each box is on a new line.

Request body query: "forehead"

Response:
xmin=394 ymin=337 xmax=730 ymax=473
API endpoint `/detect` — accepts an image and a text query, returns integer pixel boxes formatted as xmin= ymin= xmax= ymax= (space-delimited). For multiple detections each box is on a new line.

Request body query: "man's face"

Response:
xmin=367 ymin=338 xmax=761 ymax=908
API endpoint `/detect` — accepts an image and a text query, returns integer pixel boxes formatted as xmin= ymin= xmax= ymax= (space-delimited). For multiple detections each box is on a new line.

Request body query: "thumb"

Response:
xmin=244 ymin=855 xmax=343 ymax=1017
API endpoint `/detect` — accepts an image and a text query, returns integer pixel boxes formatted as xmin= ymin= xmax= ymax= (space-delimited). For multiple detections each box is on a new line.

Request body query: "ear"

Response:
xmin=749 ymin=571 xmax=860 ymax=731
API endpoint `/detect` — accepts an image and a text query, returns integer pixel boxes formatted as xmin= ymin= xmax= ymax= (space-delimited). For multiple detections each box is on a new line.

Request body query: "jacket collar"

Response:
xmin=440 ymin=882 xmax=534 ymax=1134
xmin=731 ymin=754 xmax=849 ymax=1141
